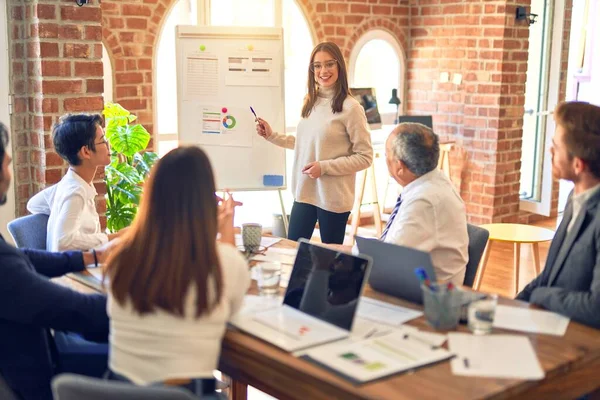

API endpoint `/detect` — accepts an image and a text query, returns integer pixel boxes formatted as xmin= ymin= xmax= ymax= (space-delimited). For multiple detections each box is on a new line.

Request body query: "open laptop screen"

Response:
xmin=282 ymin=240 xmax=371 ymax=331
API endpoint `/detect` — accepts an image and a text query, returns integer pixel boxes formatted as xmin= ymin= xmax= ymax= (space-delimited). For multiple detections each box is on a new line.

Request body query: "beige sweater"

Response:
xmin=267 ymin=87 xmax=373 ymax=213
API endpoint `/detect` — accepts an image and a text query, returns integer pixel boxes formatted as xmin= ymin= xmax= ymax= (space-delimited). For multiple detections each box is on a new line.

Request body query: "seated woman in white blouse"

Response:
xmin=104 ymin=146 xmax=249 ymax=397
xmin=27 ymin=114 xmax=123 ymax=251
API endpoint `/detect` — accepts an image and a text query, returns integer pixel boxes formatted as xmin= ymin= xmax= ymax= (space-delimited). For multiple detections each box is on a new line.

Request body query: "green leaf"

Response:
xmin=106 ymin=206 xmax=137 ymax=232
xmin=133 ymin=151 xmax=159 ymax=177
xmin=108 ymin=124 xmax=150 ymax=157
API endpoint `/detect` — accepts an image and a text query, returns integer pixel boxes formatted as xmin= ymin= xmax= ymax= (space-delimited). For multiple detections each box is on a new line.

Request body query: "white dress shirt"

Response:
xmin=384 ymin=169 xmax=469 ymax=286
xmin=29 ymin=168 xmax=108 ymax=251
xmin=108 ymin=243 xmax=250 ymax=384
xmin=567 ymin=183 xmax=600 ymax=233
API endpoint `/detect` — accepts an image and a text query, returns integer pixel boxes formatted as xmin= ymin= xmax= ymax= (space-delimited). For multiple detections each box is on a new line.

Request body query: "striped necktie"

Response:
xmin=380 ymin=194 xmax=402 ymax=241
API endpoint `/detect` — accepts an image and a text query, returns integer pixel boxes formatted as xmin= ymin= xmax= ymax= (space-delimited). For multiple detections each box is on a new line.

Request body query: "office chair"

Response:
xmin=7 ymin=214 xmax=49 ymax=249
xmin=464 ymin=224 xmax=490 ymax=288
xmin=52 ymin=373 xmax=215 ymax=400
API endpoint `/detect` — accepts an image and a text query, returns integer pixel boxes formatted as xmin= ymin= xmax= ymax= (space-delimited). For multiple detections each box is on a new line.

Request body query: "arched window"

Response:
xmin=349 ymin=30 xmax=405 ymax=124
xmin=154 ymin=0 xmax=314 ymax=227
xmin=102 ymin=44 xmax=113 ymax=104
xmin=156 ymin=0 xmax=197 ymax=157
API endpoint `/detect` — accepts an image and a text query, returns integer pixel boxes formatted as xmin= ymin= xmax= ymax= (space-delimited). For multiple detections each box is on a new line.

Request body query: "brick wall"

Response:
xmin=408 ymin=0 xmax=572 ymax=224
xmin=8 ymin=0 xmax=572 ymax=225
xmin=8 ymin=0 xmax=104 ymax=217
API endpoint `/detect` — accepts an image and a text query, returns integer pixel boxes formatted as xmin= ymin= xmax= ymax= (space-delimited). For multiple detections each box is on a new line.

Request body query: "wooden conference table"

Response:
xmin=62 ymin=238 xmax=600 ymax=400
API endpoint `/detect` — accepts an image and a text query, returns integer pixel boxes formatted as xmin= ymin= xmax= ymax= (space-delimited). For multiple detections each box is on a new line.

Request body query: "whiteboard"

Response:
xmin=176 ymin=25 xmax=286 ymax=191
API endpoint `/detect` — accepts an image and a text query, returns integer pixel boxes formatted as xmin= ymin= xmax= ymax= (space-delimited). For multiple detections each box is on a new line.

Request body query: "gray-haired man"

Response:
xmin=381 ymin=123 xmax=468 ymax=286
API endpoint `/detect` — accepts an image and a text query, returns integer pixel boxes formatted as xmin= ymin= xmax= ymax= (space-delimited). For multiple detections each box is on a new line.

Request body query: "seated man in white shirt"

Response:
xmin=27 ymin=114 xmax=122 ymax=251
xmin=380 ymin=123 xmax=469 ymax=286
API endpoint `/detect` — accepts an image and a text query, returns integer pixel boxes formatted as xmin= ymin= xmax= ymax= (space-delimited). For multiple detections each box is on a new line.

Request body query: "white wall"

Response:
xmin=0 ymin=1 xmax=16 ymax=243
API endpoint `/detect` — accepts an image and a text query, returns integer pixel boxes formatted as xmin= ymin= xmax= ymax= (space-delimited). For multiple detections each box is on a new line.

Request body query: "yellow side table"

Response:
xmin=474 ymin=223 xmax=555 ymax=296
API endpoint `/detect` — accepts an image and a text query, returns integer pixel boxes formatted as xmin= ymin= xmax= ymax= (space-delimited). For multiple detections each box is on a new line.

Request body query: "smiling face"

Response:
xmin=312 ymin=51 xmax=339 ymax=88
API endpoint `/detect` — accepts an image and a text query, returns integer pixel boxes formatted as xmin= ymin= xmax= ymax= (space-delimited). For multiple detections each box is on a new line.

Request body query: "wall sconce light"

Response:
xmin=516 ymin=6 xmax=538 ymax=25
xmin=75 ymin=0 xmax=89 ymax=6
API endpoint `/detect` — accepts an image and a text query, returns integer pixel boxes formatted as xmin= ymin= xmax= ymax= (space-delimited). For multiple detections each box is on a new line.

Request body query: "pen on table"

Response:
xmin=463 ymin=357 xmax=470 ymax=369
xmin=364 ymin=328 xmax=377 ymax=339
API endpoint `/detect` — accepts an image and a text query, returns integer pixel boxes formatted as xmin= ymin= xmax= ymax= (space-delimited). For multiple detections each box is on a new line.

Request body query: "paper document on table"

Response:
xmin=231 ymin=294 xmax=282 ymax=321
xmin=234 ymin=235 xmax=282 ymax=249
xmin=357 ymin=297 xmax=423 ymax=327
xmin=299 ymin=331 xmax=453 ymax=383
xmin=448 ymin=333 xmax=544 ymax=380
xmin=251 ymin=252 xmax=295 ymax=266
xmin=493 ymin=305 xmax=570 ymax=336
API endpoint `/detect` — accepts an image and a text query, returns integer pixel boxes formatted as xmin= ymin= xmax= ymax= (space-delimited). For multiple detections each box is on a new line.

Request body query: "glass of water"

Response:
xmin=256 ymin=262 xmax=281 ymax=296
xmin=468 ymin=293 xmax=498 ymax=335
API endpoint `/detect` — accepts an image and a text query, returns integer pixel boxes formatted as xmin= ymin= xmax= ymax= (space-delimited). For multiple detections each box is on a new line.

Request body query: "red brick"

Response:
xmin=64 ymin=43 xmax=91 ymax=58
xmin=126 ymin=18 xmax=148 ymax=30
xmin=115 ymin=72 xmax=144 ymax=85
xmin=42 ymin=80 xmax=82 ymax=94
xmin=38 ymin=23 xmax=58 ymax=38
xmin=63 ymin=96 xmax=104 ymax=112
xmin=41 ymin=60 xmax=71 ymax=77
xmin=40 ymin=42 xmax=59 ymax=57
xmin=87 ymin=79 xmax=104 ymax=93
xmin=122 ymin=4 xmax=152 ymax=16
xmin=36 ymin=4 xmax=56 ymax=20
xmin=58 ymin=25 xmax=83 ymax=40
xmin=74 ymin=61 xmax=103 ymax=77
xmin=85 ymin=26 xmax=103 ymax=41
xmin=61 ymin=6 xmax=102 ymax=22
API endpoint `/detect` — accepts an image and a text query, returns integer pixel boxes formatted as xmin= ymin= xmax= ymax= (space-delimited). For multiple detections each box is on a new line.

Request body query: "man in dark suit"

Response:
xmin=0 ymin=122 xmax=110 ymax=399
xmin=517 ymin=102 xmax=600 ymax=329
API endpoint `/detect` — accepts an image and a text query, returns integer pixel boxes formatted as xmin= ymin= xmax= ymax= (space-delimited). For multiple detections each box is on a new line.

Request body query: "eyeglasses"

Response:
xmin=310 ymin=59 xmax=338 ymax=72
xmin=95 ymin=137 xmax=109 ymax=147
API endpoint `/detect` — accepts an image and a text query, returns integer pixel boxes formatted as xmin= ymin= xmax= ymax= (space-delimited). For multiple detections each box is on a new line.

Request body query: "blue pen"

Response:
xmin=415 ymin=267 xmax=435 ymax=291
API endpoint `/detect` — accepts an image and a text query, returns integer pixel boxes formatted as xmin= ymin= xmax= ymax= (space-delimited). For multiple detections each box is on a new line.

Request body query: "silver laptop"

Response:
xmin=231 ymin=239 xmax=373 ymax=352
xmin=355 ymin=236 xmax=436 ymax=304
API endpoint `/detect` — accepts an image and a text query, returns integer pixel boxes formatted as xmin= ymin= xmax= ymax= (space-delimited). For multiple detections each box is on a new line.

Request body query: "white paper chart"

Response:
xmin=176 ymin=26 xmax=286 ymax=191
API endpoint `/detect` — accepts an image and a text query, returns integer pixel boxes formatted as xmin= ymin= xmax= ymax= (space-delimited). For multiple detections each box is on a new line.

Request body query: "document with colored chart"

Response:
xmin=299 ymin=331 xmax=454 ymax=383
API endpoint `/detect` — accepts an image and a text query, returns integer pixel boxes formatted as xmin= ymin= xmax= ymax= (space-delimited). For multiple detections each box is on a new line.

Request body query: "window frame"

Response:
xmin=519 ymin=0 xmax=566 ymax=216
xmin=348 ymin=29 xmax=406 ymax=125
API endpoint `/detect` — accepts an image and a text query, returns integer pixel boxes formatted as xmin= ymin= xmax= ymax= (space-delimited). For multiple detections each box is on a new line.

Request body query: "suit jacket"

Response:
xmin=0 ymin=236 xmax=108 ymax=400
xmin=517 ymin=188 xmax=600 ymax=329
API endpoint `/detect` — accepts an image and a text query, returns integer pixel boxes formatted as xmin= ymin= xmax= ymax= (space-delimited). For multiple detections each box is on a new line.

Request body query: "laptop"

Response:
xmin=397 ymin=115 xmax=433 ymax=129
xmin=355 ymin=236 xmax=437 ymax=304
xmin=230 ymin=239 xmax=373 ymax=352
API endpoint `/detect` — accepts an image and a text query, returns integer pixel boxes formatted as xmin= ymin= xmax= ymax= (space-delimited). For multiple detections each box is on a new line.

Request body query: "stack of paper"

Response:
xmin=234 ymin=234 xmax=282 ymax=249
xmin=493 ymin=305 xmax=570 ymax=336
xmin=299 ymin=331 xmax=454 ymax=383
xmin=448 ymin=333 xmax=545 ymax=380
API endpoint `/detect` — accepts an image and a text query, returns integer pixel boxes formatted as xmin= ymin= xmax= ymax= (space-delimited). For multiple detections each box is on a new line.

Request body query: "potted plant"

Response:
xmin=102 ymin=102 xmax=158 ymax=232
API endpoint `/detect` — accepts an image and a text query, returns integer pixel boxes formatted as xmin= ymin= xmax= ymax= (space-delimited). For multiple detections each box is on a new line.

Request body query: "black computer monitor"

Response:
xmin=396 ymin=115 xmax=433 ymax=129
xmin=349 ymin=87 xmax=382 ymax=129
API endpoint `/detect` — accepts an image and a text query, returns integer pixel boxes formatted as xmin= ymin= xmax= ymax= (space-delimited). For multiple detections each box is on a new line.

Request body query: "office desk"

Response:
xmin=62 ymin=238 xmax=600 ymax=400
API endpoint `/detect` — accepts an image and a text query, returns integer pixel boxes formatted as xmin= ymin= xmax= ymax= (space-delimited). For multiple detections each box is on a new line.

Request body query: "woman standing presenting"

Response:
xmin=256 ymin=42 xmax=373 ymax=244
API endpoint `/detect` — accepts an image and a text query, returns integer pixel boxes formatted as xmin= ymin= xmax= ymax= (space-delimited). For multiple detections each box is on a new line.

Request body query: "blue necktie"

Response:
xmin=380 ymin=195 xmax=402 ymax=241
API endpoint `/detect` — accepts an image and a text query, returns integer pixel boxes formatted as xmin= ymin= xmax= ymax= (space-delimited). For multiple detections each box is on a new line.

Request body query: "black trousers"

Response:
xmin=287 ymin=201 xmax=350 ymax=244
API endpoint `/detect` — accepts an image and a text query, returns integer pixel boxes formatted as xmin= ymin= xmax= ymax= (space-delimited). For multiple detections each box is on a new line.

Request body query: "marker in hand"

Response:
xmin=250 ymin=106 xmax=258 ymax=121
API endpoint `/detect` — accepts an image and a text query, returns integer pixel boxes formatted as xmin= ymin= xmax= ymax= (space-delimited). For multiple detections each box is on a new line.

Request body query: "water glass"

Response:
xmin=256 ymin=262 xmax=281 ymax=296
xmin=468 ymin=293 xmax=498 ymax=335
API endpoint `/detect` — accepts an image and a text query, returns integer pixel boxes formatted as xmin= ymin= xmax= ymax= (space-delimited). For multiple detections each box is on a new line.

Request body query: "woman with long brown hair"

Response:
xmin=104 ymin=146 xmax=249 ymax=396
xmin=256 ymin=42 xmax=373 ymax=244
